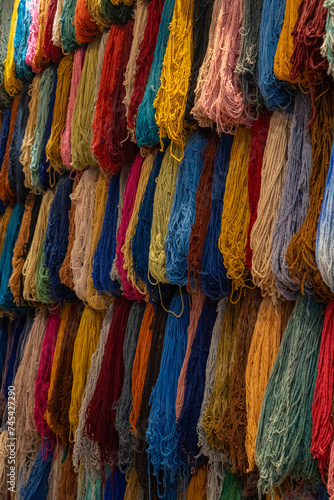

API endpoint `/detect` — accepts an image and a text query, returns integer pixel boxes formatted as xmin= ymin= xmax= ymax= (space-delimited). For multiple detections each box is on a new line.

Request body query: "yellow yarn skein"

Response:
xmin=3 ymin=0 xmax=22 ymax=96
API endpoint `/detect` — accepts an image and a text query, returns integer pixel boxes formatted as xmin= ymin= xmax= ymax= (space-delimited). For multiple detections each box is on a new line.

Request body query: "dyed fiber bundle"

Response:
xmin=197 ymin=300 xmax=226 ymax=500
xmin=135 ymin=300 xmax=170 ymax=499
xmin=215 ymin=288 xmax=262 ymax=475
xmin=286 ymin=87 xmax=334 ymax=302
xmin=45 ymin=301 xmax=83 ymax=444
xmin=245 ymin=296 xmax=294 ymax=472
xmin=184 ymin=0 xmax=214 ymax=125
xmin=52 ymin=0 xmax=64 ymax=49
xmin=131 ymin=151 xmax=164 ymax=300
xmin=104 ymin=470 xmax=127 ymax=500
xmin=176 ymin=290 xmax=205 ymax=419
xmin=14 ymin=0 xmax=32 ymax=82
xmin=14 ymin=195 xmax=42 ymax=303
xmin=100 ymin=0 xmax=133 ymax=22
xmin=322 ymin=0 xmax=334 ymax=79
xmin=29 ymin=67 xmax=54 ymax=190
xmin=115 ymin=301 xmax=145 ymax=473
xmin=84 ymin=0 xmax=110 ymax=32
xmin=178 ymin=297 xmax=217 ymax=472
xmin=127 ymin=0 xmax=165 ymax=138
xmin=91 ymin=30 xmax=108 ymax=130
xmin=0 ymin=93 xmax=20 ymax=206
xmin=43 ymin=0 xmax=63 ymax=62
xmin=57 ymin=445 xmax=77 ymax=500
xmin=250 ymin=111 xmax=290 ymax=298
xmin=22 ymin=190 xmax=54 ymax=303
xmin=0 ymin=321 xmax=14 ymax=417
xmin=149 ymin=145 xmax=180 ymax=284
xmin=35 ymin=234 xmax=53 ymax=304
xmin=255 ymin=294 xmax=324 ymax=494
xmin=60 ymin=0 xmax=80 ymax=53
xmin=193 ymin=0 xmax=252 ymax=133
xmin=84 ymin=296 xmax=133 ymax=473
xmin=123 ymin=1 xmax=149 ymax=120
xmin=165 ymin=130 xmax=208 ymax=287
xmin=3 ymin=0 xmax=22 ymax=96
xmin=70 ymin=38 xmax=100 ymax=171
xmin=203 ymin=298 xmax=243 ymax=451
xmin=25 ymin=0 xmax=40 ymax=68
xmin=116 ymin=153 xmax=144 ymax=298
xmin=8 ymin=84 xmax=31 ymax=205
xmin=33 ymin=307 xmax=61 ymax=447
xmin=188 ymin=132 xmax=219 ymax=291
xmin=44 ymin=176 xmax=75 ymax=302
xmin=92 ymin=171 xmax=120 ymax=296
xmin=146 ymin=291 xmax=190 ymax=484
xmin=199 ymin=133 xmax=232 ymax=301
xmin=136 ymin=0 xmax=176 ymax=148
xmin=0 ymin=203 xmax=24 ymax=310
xmin=38 ymin=67 xmax=59 ymax=190
xmin=0 ymin=108 xmax=11 ymax=169
xmin=154 ymin=0 xmax=194 ymax=154
xmin=310 ymin=301 xmax=334 ymax=479
xmin=91 ymin=22 xmax=137 ymax=176
xmin=60 ymin=48 xmax=85 ymax=169
xmin=271 ymin=95 xmax=312 ymax=300
xmin=20 ymin=74 xmax=41 ymax=191
xmin=290 ymin=0 xmax=328 ymax=85
xmin=20 ymin=444 xmax=52 ymax=500
xmin=218 ymin=127 xmax=251 ymax=295
xmin=129 ymin=302 xmax=154 ymax=435
xmin=45 ymin=55 xmax=73 ymax=173
xmin=70 ymin=167 xmax=99 ymax=302
xmin=32 ymin=0 xmax=50 ymax=72
xmin=72 ymin=303 xmax=114 ymax=478
xmin=0 ymin=206 xmax=13 ymax=257
xmin=69 ymin=306 xmax=105 ymax=439
xmin=0 ymin=0 xmax=15 ymax=109
xmin=186 ymin=467 xmax=207 ymax=500
xmin=122 ymin=152 xmax=155 ymax=298
xmin=219 ymin=470 xmax=243 ymax=500
xmin=86 ymin=173 xmax=111 ymax=311
xmin=274 ymin=0 xmax=305 ymax=85
xmin=59 ymin=175 xmax=79 ymax=291
xmin=246 ymin=113 xmax=270 ymax=271
xmin=4 ymin=315 xmax=30 ymax=394
xmin=258 ymin=0 xmax=294 ymax=109
xmin=74 ymin=0 xmax=100 ymax=45
xmin=235 ymin=0 xmax=264 ymax=112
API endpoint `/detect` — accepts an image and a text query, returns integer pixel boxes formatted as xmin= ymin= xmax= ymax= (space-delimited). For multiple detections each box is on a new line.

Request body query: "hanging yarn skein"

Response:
xmin=255 ymin=294 xmax=324 ymax=494
xmin=245 ymin=296 xmax=294 ymax=473
xmin=146 ymin=291 xmax=190 ymax=486
xmin=0 ymin=0 xmax=15 ymax=109
xmin=136 ymin=0 xmax=176 ymax=148
xmin=91 ymin=22 xmax=137 ymax=176
xmin=43 ymin=0 xmax=63 ymax=62
xmin=250 ymin=110 xmax=290 ymax=299
xmin=0 ymin=93 xmax=20 ymax=206
xmin=154 ymin=0 xmax=194 ymax=156
xmin=258 ymin=0 xmax=294 ymax=109
xmin=32 ymin=0 xmax=50 ymax=72
xmin=194 ymin=0 xmax=252 ymax=132
xmin=127 ymin=0 xmax=165 ymax=139
xmin=218 ymin=126 xmax=251 ymax=295
xmin=70 ymin=38 xmax=100 ymax=171
xmin=322 ymin=0 xmax=334 ymax=79
xmin=60 ymin=0 xmax=80 ymax=53
xmin=165 ymin=130 xmax=208 ymax=287
xmin=14 ymin=0 xmax=32 ymax=82
xmin=149 ymin=145 xmax=181 ymax=284
xmin=246 ymin=112 xmax=270 ymax=271
xmin=271 ymin=94 xmax=312 ymax=300
xmin=3 ymin=0 xmax=22 ymax=96
xmin=74 ymin=0 xmax=100 ymax=46
xmin=286 ymin=87 xmax=334 ymax=302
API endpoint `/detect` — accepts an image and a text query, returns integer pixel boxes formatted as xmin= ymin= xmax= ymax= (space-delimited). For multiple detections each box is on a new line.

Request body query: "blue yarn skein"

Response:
xmin=8 ymin=83 xmax=31 ymax=205
xmin=0 ymin=204 xmax=25 ymax=311
xmin=146 ymin=290 xmax=190 ymax=490
xmin=20 ymin=445 xmax=52 ymax=500
xmin=177 ymin=297 xmax=217 ymax=473
xmin=104 ymin=470 xmax=127 ymax=500
xmin=165 ymin=130 xmax=208 ymax=287
xmin=258 ymin=0 xmax=294 ymax=110
xmin=4 ymin=315 xmax=27 ymax=400
xmin=0 ymin=318 xmax=8 ymax=388
xmin=0 ymin=108 xmax=11 ymax=169
xmin=44 ymin=175 xmax=76 ymax=302
xmin=92 ymin=171 xmax=121 ymax=296
xmin=14 ymin=0 xmax=32 ymax=82
xmin=136 ymin=0 xmax=176 ymax=148
xmin=13 ymin=314 xmax=33 ymax=375
xmin=39 ymin=66 xmax=58 ymax=190
xmin=271 ymin=93 xmax=312 ymax=300
xmin=200 ymin=133 xmax=233 ymax=300
xmin=131 ymin=150 xmax=164 ymax=302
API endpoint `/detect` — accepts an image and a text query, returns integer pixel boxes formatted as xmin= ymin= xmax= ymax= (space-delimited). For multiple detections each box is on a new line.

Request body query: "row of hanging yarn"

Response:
xmin=1 ymin=0 xmax=334 ymax=499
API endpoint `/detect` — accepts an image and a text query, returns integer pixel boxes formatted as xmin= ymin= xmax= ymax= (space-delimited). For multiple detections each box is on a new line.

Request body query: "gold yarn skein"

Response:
xmin=3 ymin=0 xmax=21 ymax=96
xmin=0 ymin=206 xmax=13 ymax=257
